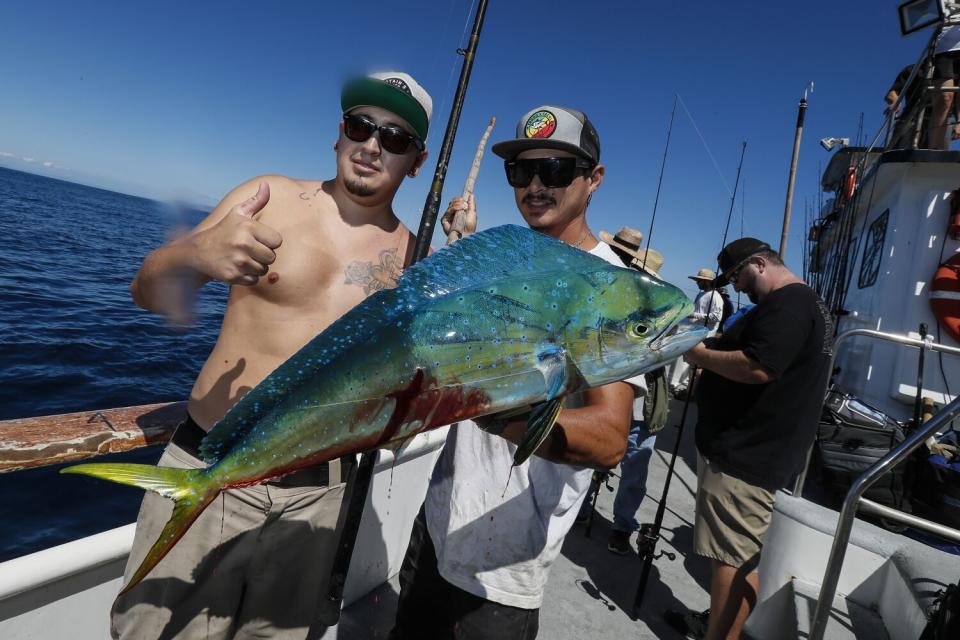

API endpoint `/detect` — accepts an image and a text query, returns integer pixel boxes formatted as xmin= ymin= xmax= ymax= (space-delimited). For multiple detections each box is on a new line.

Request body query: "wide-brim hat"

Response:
xmin=631 ymin=248 xmax=664 ymax=277
xmin=491 ymin=105 xmax=600 ymax=164
xmin=341 ymin=71 xmax=432 ymax=141
xmin=599 ymin=227 xmax=644 ymax=258
xmin=689 ymin=268 xmax=717 ymax=282
xmin=714 ymin=237 xmax=773 ymax=286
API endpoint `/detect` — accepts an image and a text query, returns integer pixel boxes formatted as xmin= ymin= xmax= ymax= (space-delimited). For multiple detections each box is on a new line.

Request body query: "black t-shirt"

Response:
xmin=695 ymin=283 xmax=834 ymax=491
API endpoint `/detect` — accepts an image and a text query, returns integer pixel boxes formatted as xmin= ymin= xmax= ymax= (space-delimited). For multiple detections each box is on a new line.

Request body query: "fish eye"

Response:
xmin=633 ymin=324 xmax=649 ymax=336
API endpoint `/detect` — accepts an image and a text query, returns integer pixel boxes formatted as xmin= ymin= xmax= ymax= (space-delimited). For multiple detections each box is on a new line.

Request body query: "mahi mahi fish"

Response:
xmin=62 ymin=224 xmax=706 ymax=592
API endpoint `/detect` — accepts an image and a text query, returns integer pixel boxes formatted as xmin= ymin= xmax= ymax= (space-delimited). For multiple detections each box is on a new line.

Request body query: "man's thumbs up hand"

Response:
xmin=192 ymin=182 xmax=283 ymax=285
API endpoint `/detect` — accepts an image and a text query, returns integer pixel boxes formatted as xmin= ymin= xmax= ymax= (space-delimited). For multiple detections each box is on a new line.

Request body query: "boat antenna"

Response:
xmin=317 ymin=0 xmax=491 ymax=625
xmin=779 ymin=81 xmax=813 ymax=258
xmin=634 ymin=140 xmax=747 ymax=614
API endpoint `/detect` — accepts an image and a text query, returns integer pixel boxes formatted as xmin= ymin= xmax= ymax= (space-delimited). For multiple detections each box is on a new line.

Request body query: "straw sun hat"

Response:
xmin=599 ymin=227 xmax=664 ymax=277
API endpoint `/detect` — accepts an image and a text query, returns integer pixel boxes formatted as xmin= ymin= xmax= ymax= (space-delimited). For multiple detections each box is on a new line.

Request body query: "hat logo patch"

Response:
xmin=524 ymin=110 xmax=557 ymax=139
xmin=383 ymin=77 xmax=412 ymax=96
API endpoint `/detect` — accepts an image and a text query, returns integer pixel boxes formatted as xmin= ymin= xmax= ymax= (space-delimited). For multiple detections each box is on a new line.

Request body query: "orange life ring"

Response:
xmin=930 ymin=253 xmax=960 ymax=342
xmin=841 ymin=167 xmax=857 ymax=204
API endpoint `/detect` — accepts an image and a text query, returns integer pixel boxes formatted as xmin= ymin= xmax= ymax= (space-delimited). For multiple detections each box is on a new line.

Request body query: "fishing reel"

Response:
xmin=637 ymin=522 xmax=676 ymax=561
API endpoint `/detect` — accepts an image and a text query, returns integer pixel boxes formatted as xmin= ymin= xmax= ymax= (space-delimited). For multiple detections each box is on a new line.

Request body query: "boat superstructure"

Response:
xmin=743 ymin=4 xmax=960 ymax=638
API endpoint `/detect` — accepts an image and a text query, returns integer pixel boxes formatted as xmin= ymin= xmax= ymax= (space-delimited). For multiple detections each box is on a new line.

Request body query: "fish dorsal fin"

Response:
xmin=396 ymin=224 xmax=613 ymax=293
xmin=198 ymin=225 xmax=612 ymax=463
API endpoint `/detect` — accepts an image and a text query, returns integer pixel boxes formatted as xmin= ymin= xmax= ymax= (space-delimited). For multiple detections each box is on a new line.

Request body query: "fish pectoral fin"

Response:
xmin=512 ymin=397 xmax=565 ymax=467
xmin=535 ymin=345 xmax=568 ymax=400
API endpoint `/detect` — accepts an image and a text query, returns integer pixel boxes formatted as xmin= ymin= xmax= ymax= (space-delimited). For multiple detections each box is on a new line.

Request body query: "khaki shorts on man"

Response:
xmin=111 ymin=435 xmax=344 ymax=640
xmin=693 ymin=455 xmax=775 ymax=572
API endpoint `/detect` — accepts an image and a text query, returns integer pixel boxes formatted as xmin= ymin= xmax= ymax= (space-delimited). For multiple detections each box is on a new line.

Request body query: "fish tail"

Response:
xmin=60 ymin=462 xmax=218 ymax=593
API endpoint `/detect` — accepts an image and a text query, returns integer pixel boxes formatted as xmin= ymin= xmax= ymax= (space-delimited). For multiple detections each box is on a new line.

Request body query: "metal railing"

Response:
xmin=807 ymin=329 xmax=960 ymax=640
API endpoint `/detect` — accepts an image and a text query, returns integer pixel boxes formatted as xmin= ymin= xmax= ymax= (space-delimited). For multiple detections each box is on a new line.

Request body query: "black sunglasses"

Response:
xmin=727 ymin=257 xmax=755 ymax=284
xmin=504 ymin=157 xmax=595 ymax=188
xmin=342 ymin=113 xmax=424 ymax=154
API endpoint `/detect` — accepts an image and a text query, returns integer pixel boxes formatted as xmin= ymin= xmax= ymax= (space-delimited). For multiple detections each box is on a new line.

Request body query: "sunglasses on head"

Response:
xmin=504 ymin=157 xmax=595 ymax=189
xmin=342 ymin=113 xmax=424 ymax=155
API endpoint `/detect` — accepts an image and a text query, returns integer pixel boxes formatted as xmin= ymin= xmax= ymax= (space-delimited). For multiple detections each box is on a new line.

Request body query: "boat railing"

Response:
xmin=807 ymin=329 xmax=960 ymax=640
xmin=0 ymin=401 xmax=186 ymax=473
xmin=793 ymin=328 xmax=960 ymax=493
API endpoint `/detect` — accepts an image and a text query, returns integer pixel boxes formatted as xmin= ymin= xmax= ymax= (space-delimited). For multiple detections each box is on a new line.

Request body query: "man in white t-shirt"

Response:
xmin=389 ymin=105 xmax=637 ymax=639
xmin=669 ymin=268 xmax=724 ymax=397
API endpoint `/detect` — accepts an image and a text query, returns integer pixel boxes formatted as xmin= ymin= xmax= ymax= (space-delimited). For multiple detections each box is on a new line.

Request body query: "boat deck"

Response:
xmin=330 ymin=400 xmax=710 ymax=639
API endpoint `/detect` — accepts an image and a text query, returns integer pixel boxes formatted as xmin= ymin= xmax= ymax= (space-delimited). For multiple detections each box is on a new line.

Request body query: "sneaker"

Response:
xmin=607 ymin=529 xmax=633 ymax=555
xmin=663 ymin=608 xmax=710 ymax=639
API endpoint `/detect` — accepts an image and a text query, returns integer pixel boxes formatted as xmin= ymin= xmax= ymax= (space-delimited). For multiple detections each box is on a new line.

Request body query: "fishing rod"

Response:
xmin=640 ymin=95 xmax=677 ymax=271
xmin=412 ymin=0 xmax=490 ymax=261
xmin=583 ymin=98 xmax=678 ymax=538
xmin=317 ymin=0 xmax=491 ymax=624
xmin=633 ymin=140 xmax=747 ymax=615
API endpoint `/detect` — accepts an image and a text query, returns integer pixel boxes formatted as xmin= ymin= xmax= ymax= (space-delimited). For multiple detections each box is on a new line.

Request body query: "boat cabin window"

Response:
xmin=858 ymin=209 xmax=889 ymax=289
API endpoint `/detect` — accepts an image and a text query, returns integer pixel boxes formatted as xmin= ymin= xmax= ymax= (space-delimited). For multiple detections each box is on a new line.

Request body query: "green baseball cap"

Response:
xmin=341 ymin=71 xmax=432 ymax=141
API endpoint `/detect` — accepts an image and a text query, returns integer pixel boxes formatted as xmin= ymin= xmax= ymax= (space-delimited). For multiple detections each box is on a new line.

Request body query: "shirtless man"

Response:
xmin=114 ymin=71 xmax=431 ymax=640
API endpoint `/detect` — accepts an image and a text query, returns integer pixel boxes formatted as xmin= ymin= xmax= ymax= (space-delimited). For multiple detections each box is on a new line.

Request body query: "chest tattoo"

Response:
xmin=298 ymin=186 xmax=323 ymax=201
xmin=344 ymin=248 xmax=404 ymax=295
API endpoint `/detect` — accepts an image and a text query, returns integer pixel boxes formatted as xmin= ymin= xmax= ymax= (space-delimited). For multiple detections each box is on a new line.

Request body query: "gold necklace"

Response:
xmin=573 ymin=229 xmax=590 ymax=249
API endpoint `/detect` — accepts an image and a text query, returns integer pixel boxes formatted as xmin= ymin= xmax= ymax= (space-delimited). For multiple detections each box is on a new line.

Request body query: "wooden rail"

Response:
xmin=0 ymin=401 xmax=186 ymax=473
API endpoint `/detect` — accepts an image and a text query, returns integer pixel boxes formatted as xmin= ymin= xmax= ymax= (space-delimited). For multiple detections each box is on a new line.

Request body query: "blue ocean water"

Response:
xmin=0 ymin=166 xmax=226 ymax=562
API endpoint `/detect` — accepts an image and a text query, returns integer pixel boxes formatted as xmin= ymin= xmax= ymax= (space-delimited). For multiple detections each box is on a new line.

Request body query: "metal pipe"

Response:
xmin=808 ymin=393 xmax=960 ymax=640
xmin=318 ymin=1 xmax=491 ymax=624
xmin=793 ymin=328 xmax=960 ymax=493
xmin=858 ymin=497 xmax=960 ymax=544
xmin=779 ymin=83 xmax=813 ymax=258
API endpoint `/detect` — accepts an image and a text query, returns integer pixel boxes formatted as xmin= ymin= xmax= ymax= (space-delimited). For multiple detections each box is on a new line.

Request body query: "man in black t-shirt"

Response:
xmin=681 ymin=237 xmax=833 ymax=640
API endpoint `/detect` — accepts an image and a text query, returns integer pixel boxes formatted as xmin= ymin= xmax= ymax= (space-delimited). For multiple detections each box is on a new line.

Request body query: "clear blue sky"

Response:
xmin=0 ymin=0 xmax=940 ymax=296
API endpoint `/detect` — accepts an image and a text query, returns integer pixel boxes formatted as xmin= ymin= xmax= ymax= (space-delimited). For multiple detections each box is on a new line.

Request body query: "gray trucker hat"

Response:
xmin=491 ymin=105 xmax=600 ymax=164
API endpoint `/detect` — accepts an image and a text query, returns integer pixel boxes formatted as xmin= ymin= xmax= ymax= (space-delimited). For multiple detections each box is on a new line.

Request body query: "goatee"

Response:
xmin=345 ymin=178 xmax=375 ymax=197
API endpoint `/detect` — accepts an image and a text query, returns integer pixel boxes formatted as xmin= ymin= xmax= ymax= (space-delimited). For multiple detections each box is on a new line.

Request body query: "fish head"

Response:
xmin=573 ymin=268 xmax=708 ymax=385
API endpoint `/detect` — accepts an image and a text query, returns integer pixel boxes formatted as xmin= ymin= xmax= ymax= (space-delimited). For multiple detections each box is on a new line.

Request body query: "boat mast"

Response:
xmin=779 ymin=82 xmax=813 ymax=258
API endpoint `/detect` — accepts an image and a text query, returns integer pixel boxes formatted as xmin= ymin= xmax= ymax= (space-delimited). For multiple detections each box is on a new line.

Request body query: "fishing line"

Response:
xmin=427 ymin=0 xmax=479 ymax=151
xmin=426 ymin=0 xmax=460 ymax=81
xmin=640 ymin=95 xmax=678 ymax=273
xmin=633 ymin=137 xmax=746 ymax=614
xmin=719 ymin=141 xmax=747 ymax=252
xmin=677 ymin=94 xmax=734 ymax=197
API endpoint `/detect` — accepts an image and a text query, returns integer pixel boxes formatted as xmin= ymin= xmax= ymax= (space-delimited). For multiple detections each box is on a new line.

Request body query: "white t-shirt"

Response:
xmin=424 ymin=241 xmax=646 ymax=609
xmin=692 ymin=289 xmax=725 ymax=336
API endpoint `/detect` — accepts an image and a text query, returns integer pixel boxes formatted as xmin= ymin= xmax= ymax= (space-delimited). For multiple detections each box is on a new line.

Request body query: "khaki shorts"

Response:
xmin=693 ymin=455 xmax=774 ymax=571
xmin=111 ymin=441 xmax=346 ymax=640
